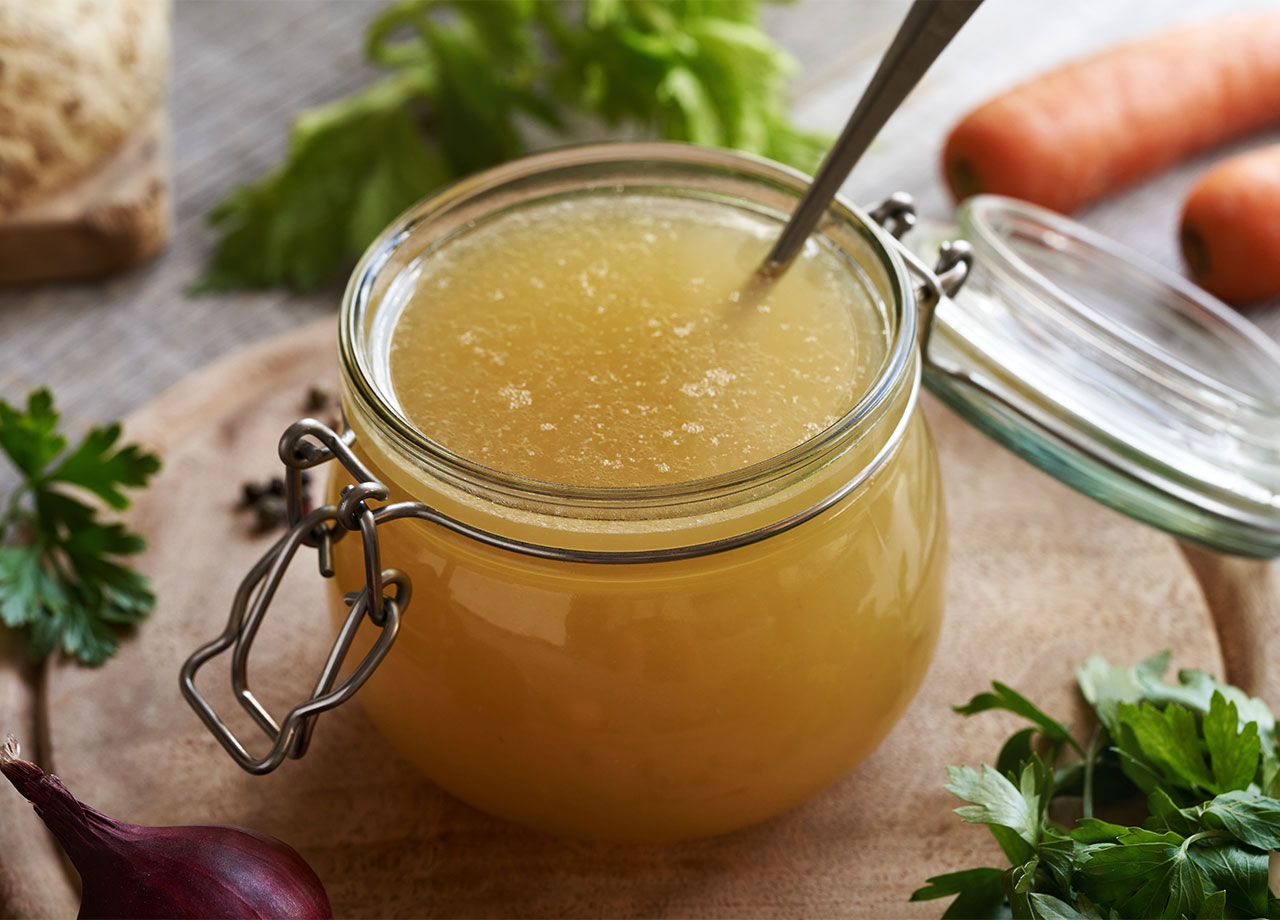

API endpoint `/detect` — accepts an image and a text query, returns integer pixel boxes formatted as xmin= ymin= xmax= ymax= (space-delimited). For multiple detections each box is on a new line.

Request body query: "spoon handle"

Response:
xmin=764 ymin=0 xmax=983 ymax=273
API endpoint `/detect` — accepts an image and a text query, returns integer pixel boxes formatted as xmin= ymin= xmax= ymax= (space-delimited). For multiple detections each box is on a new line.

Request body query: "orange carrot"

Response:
xmin=943 ymin=13 xmax=1280 ymax=214
xmin=1180 ymin=144 xmax=1280 ymax=306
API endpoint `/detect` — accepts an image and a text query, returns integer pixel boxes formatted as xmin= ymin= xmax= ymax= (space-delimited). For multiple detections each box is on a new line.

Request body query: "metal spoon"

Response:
xmin=762 ymin=0 xmax=983 ymax=276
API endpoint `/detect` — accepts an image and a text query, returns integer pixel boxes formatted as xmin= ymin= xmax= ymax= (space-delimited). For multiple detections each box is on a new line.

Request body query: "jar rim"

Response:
xmin=338 ymin=142 xmax=919 ymax=511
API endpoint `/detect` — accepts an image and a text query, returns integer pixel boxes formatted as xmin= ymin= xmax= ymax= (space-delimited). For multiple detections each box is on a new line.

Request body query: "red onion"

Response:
xmin=1 ymin=736 xmax=332 ymax=919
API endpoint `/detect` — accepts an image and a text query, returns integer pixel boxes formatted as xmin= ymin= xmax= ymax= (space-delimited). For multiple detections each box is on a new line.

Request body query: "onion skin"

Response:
xmin=73 ymin=822 xmax=333 ymax=920
xmin=1 ymin=738 xmax=332 ymax=920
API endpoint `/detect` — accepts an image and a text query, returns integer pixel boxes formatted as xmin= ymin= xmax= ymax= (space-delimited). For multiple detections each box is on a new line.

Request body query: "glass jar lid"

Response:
xmin=909 ymin=194 xmax=1280 ymax=559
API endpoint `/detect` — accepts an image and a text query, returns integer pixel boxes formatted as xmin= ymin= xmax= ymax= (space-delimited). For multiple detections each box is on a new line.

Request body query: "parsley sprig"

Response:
xmin=915 ymin=652 xmax=1280 ymax=919
xmin=200 ymin=0 xmax=828 ymax=292
xmin=0 ymin=390 xmax=161 ymax=665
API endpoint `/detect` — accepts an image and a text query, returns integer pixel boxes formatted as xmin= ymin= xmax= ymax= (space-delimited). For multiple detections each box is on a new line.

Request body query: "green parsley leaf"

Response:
xmin=923 ymin=654 xmax=1280 ymax=920
xmin=947 ymin=762 xmax=1044 ymax=864
xmin=955 ymin=682 xmax=1085 ymax=756
xmin=1264 ymin=756 xmax=1280 ymax=799
xmin=998 ymin=727 xmax=1038 ymax=779
xmin=1115 ymin=702 xmax=1216 ymax=795
xmin=47 ymin=422 xmax=161 ymax=510
xmin=1194 ymin=889 xmax=1226 ymax=920
xmin=1175 ymin=670 xmax=1276 ymax=748
xmin=1036 ymin=829 xmax=1077 ymax=894
xmin=1067 ymin=818 xmax=1129 ymax=844
xmin=1077 ymin=651 xmax=1178 ymax=738
xmin=909 ymin=867 xmax=1007 ymax=919
xmin=0 ymin=390 xmax=65 ymax=482
xmin=1201 ymin=789 xmax=1280 ymax=851
xmin=1005 ymin=857 xmax=1039 ymax=919
xmin=201 ymin=0 xmax=828 ymax=292
xmin=1027 ymin=891 xmax=1103 ymax=920
xmin=1076 ymin=827 xmax=1210 ymax=918
xmin=1146 ymin=786 xmax=1199 ymax=836
xmin=1203 ymin=691 xmax=1262 ymax=793
xmin=0 ymin=389 xmax=160 ymax=665
xmin=1111 ymin=721 xmax=1168 ymax=797
xmin=1187 ymin=835 xmax=1270 ymax=918
xmin=1078 ymin=651 xmax=1276 ymax=755
xmin=0 ymin=544 xmax=65 ymax=629
xmin=1113 ymin=694 xmax=1264 ymax=798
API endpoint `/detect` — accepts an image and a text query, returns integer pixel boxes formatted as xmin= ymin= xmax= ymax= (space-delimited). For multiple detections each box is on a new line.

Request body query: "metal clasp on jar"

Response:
xmin=179 ymin=423 xmax=411 ymax=774
xmin=867 ymin=191 xmax=973 ymax=352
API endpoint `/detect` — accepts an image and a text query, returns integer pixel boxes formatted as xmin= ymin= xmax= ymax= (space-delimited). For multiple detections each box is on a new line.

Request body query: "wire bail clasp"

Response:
xmin=179 ymin=419 xmax=414 ymax=775
xmin=867 ymin=192 xmax=973 ymax=351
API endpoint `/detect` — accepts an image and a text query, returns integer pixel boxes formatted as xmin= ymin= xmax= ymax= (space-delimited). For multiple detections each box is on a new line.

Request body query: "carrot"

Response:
xmin=943 ymin=13 xmax=1280 ymax=214
xmin=1180 ymin=144 xmax=1280 ymax=306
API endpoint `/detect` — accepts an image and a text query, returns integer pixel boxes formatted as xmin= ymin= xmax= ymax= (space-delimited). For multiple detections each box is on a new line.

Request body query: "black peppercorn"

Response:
xmin=240 ymin=482 xmax=265 ymax=508
xmin=306 ymin=384 xmax=333 ymax=412
xmin=253 ymin=495 xmax=288 ymax=533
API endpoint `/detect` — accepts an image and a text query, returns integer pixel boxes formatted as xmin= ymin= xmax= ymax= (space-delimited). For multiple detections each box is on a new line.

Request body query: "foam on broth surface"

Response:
xmin=387 ymin=194 xmax=887 ymax=486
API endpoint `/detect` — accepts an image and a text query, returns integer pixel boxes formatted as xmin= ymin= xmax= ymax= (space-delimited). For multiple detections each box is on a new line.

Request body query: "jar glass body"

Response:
xmin=328 ymin=145 xmax=947 ymax=842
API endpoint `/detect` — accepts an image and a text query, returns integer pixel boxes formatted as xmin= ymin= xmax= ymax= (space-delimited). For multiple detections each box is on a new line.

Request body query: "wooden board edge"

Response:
xmin=120 ymin=317 xmax=338 ymax=450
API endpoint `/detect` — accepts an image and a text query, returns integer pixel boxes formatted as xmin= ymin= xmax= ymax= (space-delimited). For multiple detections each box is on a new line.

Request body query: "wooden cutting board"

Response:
xmin=10 ymin=317 xmax=1275 ymax=917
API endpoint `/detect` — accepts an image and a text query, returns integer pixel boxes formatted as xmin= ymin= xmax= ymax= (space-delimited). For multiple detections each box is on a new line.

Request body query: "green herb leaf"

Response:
xmin=1067 ymin=818 xmax=1128 ymax=844
xmin=925 ymin=654 xmax=1280 ymax=920
xmin=1200 ymin=789 xmax=1280 ymax=851
xmin=997 ymin=727 xmax=1038 ymax=780
xmin=0 ymin=544 xmax=66 ymax=629
xmin=1264 ymin=755 xmax=1280 ymax=799
xmin=1189 ymin=836 xmax=1270 ymax=918
xmin=955 ymin=682 xmax=1083 ymax=755
xmin=1202 ymin=691 xmax=1261 ymax=793
xmin=947 ymin=762 xmax=1043 ymax=864
xmin=1111 ymin=720 xmax=1168 ymax=797
xmin=1005 ymin=857 xmax=1039 ymax=919
xmin=201 ymin=0 xmax=828 ymax=291
xmin=0 ymin=390 xmax=160 ymax=665
xmin=1028 ymin=892 xmax=1102 ymax=920
xmin=1115 ymin=702 xmax=1215 ymax=794
xmin=1173 ymin=670 xmax=1276 ymax=748
xmin=201 ymin=75 xmax=440 ymax=292
xmin=1036 ymin=828 xmax=1077 ymax=894
xmin=1076 ymin=827 xmax=1210 ymax=919
xmin=1194 ymin=890 xmax=1226 ymax=920
xmin=48 ymin=422 xmax=161 ymax=510
xmin=0 ymin=390 xmax=64 ymax=481
xmin=1077 ymin=652 xmax=1276 ymax=755
xmin=1076 ymin=650 xmax=1171 ymax=727
xmin=910 ymin=867 xmax=1007 ymax=919
xmin=1145 ymin=786 xmax=1199 ymax=836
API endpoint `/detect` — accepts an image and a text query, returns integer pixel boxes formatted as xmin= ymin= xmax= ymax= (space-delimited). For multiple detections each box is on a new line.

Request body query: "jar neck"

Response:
xmin=340 ymin=364 xmax=919 ymax=556
xmin=337 ymin=144 xmax=920 ymax=553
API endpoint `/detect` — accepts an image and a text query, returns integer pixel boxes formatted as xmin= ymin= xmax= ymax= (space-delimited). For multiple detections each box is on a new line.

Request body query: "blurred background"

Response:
xmin=0 ymin=0 xmax=1276 ymax=434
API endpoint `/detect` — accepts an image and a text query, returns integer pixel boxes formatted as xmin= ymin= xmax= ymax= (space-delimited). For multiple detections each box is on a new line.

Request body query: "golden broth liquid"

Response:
xmin=387 ymin=196 xmax=884 ymax=484
xmin=331 ymin=193 xmax=946 ymax=842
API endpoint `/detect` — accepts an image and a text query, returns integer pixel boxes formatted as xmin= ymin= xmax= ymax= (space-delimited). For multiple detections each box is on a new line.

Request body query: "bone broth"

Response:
xmin=330 ymin=177 xmax=945 ymax=842
xmin=386 ymin=195 xmax=885 ymax=486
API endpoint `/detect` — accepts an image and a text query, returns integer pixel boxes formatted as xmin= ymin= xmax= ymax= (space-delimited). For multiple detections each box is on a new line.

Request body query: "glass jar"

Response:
xmin=327 ymin=144 xmax=946 ymax=842
xmin=181 ymin=142 xmax=1280 ymax=845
